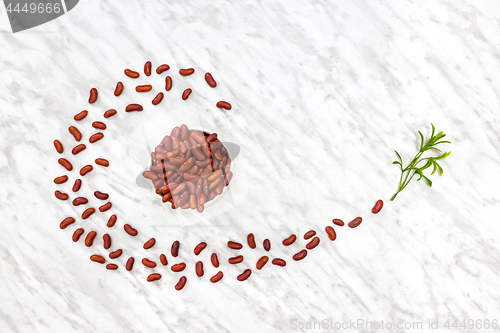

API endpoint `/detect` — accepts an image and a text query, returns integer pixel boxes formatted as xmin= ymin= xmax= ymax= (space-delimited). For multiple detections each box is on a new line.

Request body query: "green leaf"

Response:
xmin=431 ymin=161 xmax=438 ymax=175
xmin=430 ymin=123 xmax=436 ymax=138
xmin=421 ymin=174 xmax=433 ymax=187
xmin=418 ymin=131 xmax=424 ymax=150
xmin=394 ymin=150 xmax=403 ymax=163
xmin=436 ymin=163 xmax=444 ymax=176
xmin=434 ymin=151 xmax=451 ymax=160
xmin=392 ymin=161 xmax=401 ymax=165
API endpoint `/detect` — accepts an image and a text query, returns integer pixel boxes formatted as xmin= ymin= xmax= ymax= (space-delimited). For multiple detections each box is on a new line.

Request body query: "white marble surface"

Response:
xmin=1 ymin=1 xmax=500 ymax=332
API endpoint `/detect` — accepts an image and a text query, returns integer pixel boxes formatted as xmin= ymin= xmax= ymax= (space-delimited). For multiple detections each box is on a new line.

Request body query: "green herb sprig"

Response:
xmin=391 ymin=123 xmax=451 ymax=201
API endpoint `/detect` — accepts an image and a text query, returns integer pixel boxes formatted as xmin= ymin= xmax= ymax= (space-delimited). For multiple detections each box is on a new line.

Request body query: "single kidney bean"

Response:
xmin=92 ymin=121 xmax=107 ymax=130
xmin=210 ymin=271 xmax=223 ymax=283
xmin=160 ymin=254 xmax=168 ymax=266
xmin=114 ymin=82 xmax=124 ymax=96
xmin=68 ymin=126 xmax=82 ymax=141
xmin=189 ymin=194 xmax=197 ymax=210
xmin=304 ymin=230 xmax=316 ymax=240
xmin=124 ymin=69 xmax=139 ymax=78
xmin=171 ymin=240 xmax=180 ymax=257
xmin=194 ymin=242 xmax=207 ymax=255
xmin=125 ymin=104 xmax=143 ymax=112
xmin=94 ymin=191 xmax=109 ymax=200
xmin=204 ymin=72 xmax=217 ymax=87
xmin=124 ymin=224 xmax=138 ymax=236
xmin=90 ymin=255 xmax=105 ymax=264
xmin=325 ymin=226 xmax=336 ymax=241
xmin=89 ymin=132 xmax=104 ymax=143
xmin=256 ymin=256 xmax=269 ymax=270
xmin=136 ymin=84 xmax=152 ymax=92
xmin=332 ymin=219 xmax=344 ymax=226
xmin=207 ymin=169 xmax=222 ymax=182
xmin=142 ymin=171 xmax=158 ymax=181
xmin=182 ymin=88 xmax=192 ymax=100
xmin=103 ymin=234 xmax=111 ymax=249
xmin=143 ymin=238 xmax=156 ymax=250
xmin=237 ymin=269 xmax=252 ymax=282
xmin=54 ymin=175 xmax=68 ymax=184
xmin=80 ymin=165 xmax=93 ymax=176
xmin=179 ymin=68 xmax=195 ymax=76
xmin=147 ymin=273 xmax=162 ymax=282
xmin=165 ymin=76 xmax=172 ymax=91
xmin=82 ymin=208 xmax=96 ymax=220
xmin=55 ymin=190 xmax=69 ymax=200
xmin=152 ymin=92 xmax=164 ymax=105
xmin=156 ymin=64 xmax=170 ymax=74
xmin=99 ymin=202 xmax=112 ymax=212
xmin=54 ymin=140 xmax=64 ymax=153
xmin=109 ymin=249 xmax=123 ymax=259
xmin=293 ymin=249 xmax=308 ymax=261
xmin=104 ymin=109 xmax=117 ymax=118
xmin=348 ymin=217 xmax=363 ymax=228
xmin=74 ymin=110 xmax=88 ymax=121
xmin=211 ymin=253 xmax=219 ymax=268
xmin=107 ymin=214 xmax=117 ymax=228
xmin=60 ymin=217 xmax=75 ymax=229
xmin=144 ymin=61 xmax=152 ymax=76
xmin=126 ymin=257 xmax=135 ymax=271
xmin=216 ymin=101 xmax=232 ymax=110
xmin=175 ymin=276 xmax=187 ymax=291
xmin=71 ymin=144 xmax=86 ymax=155
xmin=85 ymin=231 xmax=97 ymax=247
xmin=372 ymin=200 xmax=384 ymax=214
xmin=89 ymin=88 xmax=98 ymax=104
xmin=171 ymin=263 xmax=186 ymax=272
xmin=263 ymin=239 xmax=271 ymax=251
xmin=72 ymin=179 xmax=82 ymax=192
xmin=228 ymin=255 xmax=244 ymax=264
xmin=282 ymin=234 xmax=297 ymax=246
xmin=247 ymin=233 xmax=256 ymax=249
xmin=306 ymin=237 xmax=320 ymax=250
xmin=227 ymin=241 xmax=243 ymax=250
xmin=106 ymin=264 xmax=118 ymax=270
xmin=272 ymin=258 xmax=287 ymax=267
xmin=72 ymin=197 xmax=88 ymax=206
xmin=195 ymin=261 xmax=204 ymax=277
xmin=58 ymin=158 xmax=73 ymax=171
xmin=72 ymin=228 xmax=84 ymax=242
xmin=142 ymin=258 xmax=157 ymax=268
xmin=95 ymin=158 xmax=109 ymax=167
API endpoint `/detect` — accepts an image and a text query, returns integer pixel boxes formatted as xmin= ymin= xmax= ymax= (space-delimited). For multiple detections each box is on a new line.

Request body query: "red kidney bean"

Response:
xmin=306 ymin=237 xmax=320 ymax=250
xmin=179 ymin=68 xmax=195 ymax=76
xmin=211 ymin=253 xmax=219 ymax=268
xmin=68 ymin=126 xmax=82 ymax=141
xmin=72 ymin=179 xmax=82 ymax=192
xmin=72 ymin=228 xmax=84 ymax=242
xmin=94 ymin=191 xmax=109 ymax=200
xmin=237 ymin=269 xmax=252 ymax=281
xmin=89 ymin=88 xmax=98 ymax=104
xmin=90 ymin=255 xmax=105 ymax=264
xmin=54 ymin=140 xmax=63 ymax=153
xmin=282 ymin=234 xmax=297 ymax=246
xmin=85 ymin=231 xmax=97 ymax=247
xmin=124 ymin=69 xmax=139 ymax=78
xmin=147 ymin=273 xmax=162 ymax=282
xmin=136 ymin=84 xmax=152 ymax=92
xmin=152 ymin=92 xmax=164 ymax=105
xmin=247 ymin=233 xmax=256 ymax=249
xmin=256 ymin=256 xmax=269 ymax=270
xmin=175 ymin=276 xmax=187 ymax=290
xmin=216 ymin=101 xmax=232 ymax=110
xmin=106 ymin=264 xmax=118 ymax=270
xmin=160 ymin=254 xmax=168 ymax=266
xmin=227 ymin=241 xmax=243 ymax=250
xmin=80 ymin=165 xmax=93 ymax=176
xmin=107 ymin=214 xmax=117 ymax=228
xmin=71 ymin=144 xmax=86 ymax=155
xmin=263 ymin=239 xmax=271 ymax=251
xmin=293 ymin=249 xmax=308 ymax=261
xmin=114 ymin=82 xmax=124 ymax=96
xmin=54 ymin=190 xmax=68 ymax=200
xmin=304 ymin=230 xmax=316 ymax=240
xmin=182 ymin=88 xmax=192 ymax=100
xmin=95 ymin=158 xmax=109 ymax=167
xmin=126 ymin=257 xmax=135 ymax=271
xmin=54 ymin=175 xmax=68 ymax=184
xmin=195 ymin=261 xmax=204 ymax=277
xmin=348 ymin=217 xmax=363 ymax=228
xmin=99 ymin=202 xmax=112 ymax=212
xmin=124 ymin=224 xmax=138 ymax=236
xmin=144 ymin=61 xmax=152 ymax=76
xmin=272 ymin=258 xmax=287 ymax=267
xmin=142 ymin=258 xmax=157 ymax=268
xmin=92 ymin=121 xmax=107 ymax=130
xmin=210 ymin=271 xmax=223 ymax=283
xmin=332 ymin=219 xmax=344 ymax=227
xmin=165 ymin=76 xmax=172 ymax=91
xmin=156 ymin=64 xmax=170 ymax=74
xmin=109 ymin=249 xmax=123 ymax=259
xmin=171 ymin=240 xmax=180 ymax=257
xmin=325 ymin=226 xmax=336 ymax=241
xmin=142 ymin=171 xmax=158 ymax=181
xmin=82 ymin=208 xmax=96 ymax=220
xmin=143 ymin=238 xmax=156 ymax=250
xmin=104 ymin=109 xmax=117 ymax=118
xmin=204 ymin=72 xmax=217 ymax=88
xmin=72 ymin=197 xmax=88 ymax=206
xmin=228 ymin=255 xmax=244 ymax=264
xmin=103 ymin=234 xmax=111 ymax=249
xmin=60 ymin=217 xmax=75 ymax=229
xmin=58 ymin=158 xmax=73 ymax=171
xmin=125 ymin=104 xmax=143 ymax=112
xmin=372 ymin=200 xmax=384 ymax=214
xmin=194 ymin=242 xmax=207 ymax=255
xmin=189 ymin=194 xmax=197 ymax=210
xmin=171 ymin=263 xmax=186 ymax=272
xmin=74 ymin=110 xmax=88 ymax=121
xmin=89 ymin=132 xmax=104 ymax=143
